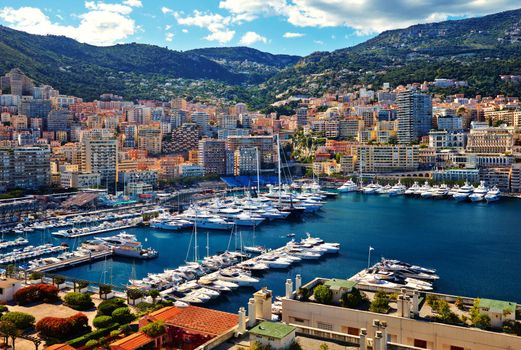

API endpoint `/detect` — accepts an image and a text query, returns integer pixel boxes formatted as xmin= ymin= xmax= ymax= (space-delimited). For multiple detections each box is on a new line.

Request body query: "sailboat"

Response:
xmin=243 ymin=226 xmax=266 ymax=254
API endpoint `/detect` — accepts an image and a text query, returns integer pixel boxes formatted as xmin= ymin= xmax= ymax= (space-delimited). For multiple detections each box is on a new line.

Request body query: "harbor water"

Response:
xmin=10 ymin=193 xmax=521 ymax=313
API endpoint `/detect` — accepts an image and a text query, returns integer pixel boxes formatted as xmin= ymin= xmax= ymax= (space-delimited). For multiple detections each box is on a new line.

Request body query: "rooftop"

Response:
xmin=324 ymin=279 xmax=357 ymax=291
xmin=250 ymin=321 xmax=296 ymax=339
xmin=479 ymin=298 xmax=517 ymax=314
xmin=110 ymin=331 xmax=154 ymax=350
xmin=147 ymin=306 xmax=238 ymax=336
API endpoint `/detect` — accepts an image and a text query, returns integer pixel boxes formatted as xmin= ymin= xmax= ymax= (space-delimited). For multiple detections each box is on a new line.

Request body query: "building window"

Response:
xmin=0 ymin=288 xmax=3 ymax=295
xmin=413 ymin=339 xmax=427 ymax=348
xmin=294 ymin=318 xmax=305 ymax=323
xmin=450 ymin=346 xmax=464 ymax=350
xmin=317 ymin=322 xmax=333 ymax=331
xmin=347 ymin=327 xmax=359 ymax=336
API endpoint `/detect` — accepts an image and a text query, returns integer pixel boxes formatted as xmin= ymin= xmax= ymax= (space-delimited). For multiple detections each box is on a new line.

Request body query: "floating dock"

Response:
xmin=29 ymin=250 xmax=113 ymax=272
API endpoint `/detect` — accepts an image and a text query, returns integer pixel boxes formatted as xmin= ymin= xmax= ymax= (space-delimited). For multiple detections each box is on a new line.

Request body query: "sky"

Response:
xmin=0 ymin=0 xmax=519 ymax=56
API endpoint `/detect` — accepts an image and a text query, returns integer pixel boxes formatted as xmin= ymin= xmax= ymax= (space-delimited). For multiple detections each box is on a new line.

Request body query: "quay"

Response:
xmin=29 ymin=250 xmax=113 ymax=273
xmin=53 ymin=221 xmax=142 ymax=238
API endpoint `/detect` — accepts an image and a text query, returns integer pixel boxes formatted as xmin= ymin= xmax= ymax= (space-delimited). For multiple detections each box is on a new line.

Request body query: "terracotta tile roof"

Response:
xmin=45 ymin=344 xmax=76 ymax=350
xmin=110 ymin=331 xmax=154 ymax=350
xmin=148 ymin=306 xmax=238 ymax=336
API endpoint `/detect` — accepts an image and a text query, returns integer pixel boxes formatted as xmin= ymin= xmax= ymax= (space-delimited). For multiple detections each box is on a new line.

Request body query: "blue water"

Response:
xmin=10 ymin=194 xmax=521 ymax=313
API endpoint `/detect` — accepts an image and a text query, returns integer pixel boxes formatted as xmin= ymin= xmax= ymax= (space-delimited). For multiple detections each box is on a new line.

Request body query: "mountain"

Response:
xmin=0 ymin=26 xmax=269 ymax=100
xmin=261 ymin=8 xmax=521 ymax=102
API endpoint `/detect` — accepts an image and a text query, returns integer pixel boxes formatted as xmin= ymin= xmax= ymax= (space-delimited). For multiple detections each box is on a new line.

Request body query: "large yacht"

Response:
xmin=453 ymin=181 xmax=474 ymax=202
xmin=338 ymin=179 xmax=358 ymax=192
xmin=388 ymin=181 xmax=406 ymax=196
xmin=469 ymin=181 xmax=489 ymax=202
xmin=404 ymin=182 xmax=420 ymax=195
xmin=362 ymin=183 xmax=381 ymax=194
xmin=484 ymin=186 xmax=501 ymax=202
xmin=98 ymin=232 xmax=158 ymax=259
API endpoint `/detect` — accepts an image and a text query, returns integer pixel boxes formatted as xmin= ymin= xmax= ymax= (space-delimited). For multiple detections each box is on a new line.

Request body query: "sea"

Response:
xmin=11 ymin=193 xmax=521 ymax=313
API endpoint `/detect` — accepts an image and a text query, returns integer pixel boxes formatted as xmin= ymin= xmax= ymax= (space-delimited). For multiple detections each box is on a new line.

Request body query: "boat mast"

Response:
xmin=194 ymin=211 xmax=198 ymax=262
xmin=206 ymin=232 xmax=210 ymax=258
xmin=277 ymin=134 xmax=282 ymax=206
xmin=256 ymin=147 xmax=260 ymax=195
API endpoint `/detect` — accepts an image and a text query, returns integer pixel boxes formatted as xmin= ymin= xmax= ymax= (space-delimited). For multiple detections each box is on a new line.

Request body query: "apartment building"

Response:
xmin=466 ymin=126 xmax=514 ymax=154
xmin=198 ymin=139 xmax=227 ymax=175
xmin=355 ymin=145 xmax=419 ymax=173
xmin=0 ymin=146 xmax=51 ymax=190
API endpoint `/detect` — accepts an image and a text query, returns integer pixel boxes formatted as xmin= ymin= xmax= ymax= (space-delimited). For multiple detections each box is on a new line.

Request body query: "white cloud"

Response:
xmin=217 ymin=0 xmax=521 ymax=35
xmin=164 ymin=24 xmax=171 ymax=30
xmin=182 ymin=29 xmax=189 ymax=33
xmin=313 ymin=40 xmax=324 ymax=45
xmin=165 ymin=32 xmax=174 ymax=42
xmin=84 ymin=1 xmax=132 ymax=15
xmin=240 ymin=31 xmax=267 ymax=45
xmin=174 ymin=10 xmax=235 ymax=43
xmin=123 ymin=0 xmax=142 ymax=7
xmin=283 ymin=32 xmax=304 ymax=38
xmin=161 ymin=7 xmax=172 ymax=15
xmin=0 ymin=5 xmax=136 ymax=46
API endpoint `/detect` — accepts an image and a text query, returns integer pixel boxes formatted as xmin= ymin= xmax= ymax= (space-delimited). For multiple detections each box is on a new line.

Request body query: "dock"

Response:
xmin=54 ymin=223 xmax=140 ymax=238
xmin=30 ymin=250 xmax=113 ymax=272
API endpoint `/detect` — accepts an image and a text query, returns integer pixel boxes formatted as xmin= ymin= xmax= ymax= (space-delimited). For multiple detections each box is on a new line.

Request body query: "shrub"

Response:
xmin=93 ymin=316 xmax=114 ymax=329
xmin=119 ymin=324 xmax=132 ymax=335
xmin=290 ymin=341 xmax=303 ymax=350
xmin=141 ymin=321 xmax=165 ymax=338
xmin=76 ymin=280 xmax=89 ymax=291
xmin=85 ymin=339 xmax=98 ymax=347
xmin=110 ymin=329 xmax=122 ymax=337
xmin=64 ymin=292 xmax=95 ymax=311
xmin=126 ymin=288 xmax=144 ymax=301
xmin=340 ymin=288 xmax=365 ymax=308
xmin=313 ymin=285 xmax=332 ymax=305
xmin=53 ymin=276 xmax=66 ymax=285
xmin=66 ymin=324 xmax=119 ymax=348
xmin=97 ymin=298 xmax=126 ymax=316
xmin=29 ymin=272 xmax=43 ymax=280
xmin=0 ymin=305 xmax=8 ymax=316
xmin=36 ymin=313 xmax=90 ymax=340
xmin=13 ymin=284 xmax=59 ymax=305
xmin=0 ymin=311 xmax=35 ymax=330
xmin=454 ymin=297 xmax=464 ymax=310
xmin=369 ymin=290 xmax=390 ymax=314
xmin=112 ymin=307 xmax=135 ymax=325
xmin=503 ymin=320 xmax=521 ymax=336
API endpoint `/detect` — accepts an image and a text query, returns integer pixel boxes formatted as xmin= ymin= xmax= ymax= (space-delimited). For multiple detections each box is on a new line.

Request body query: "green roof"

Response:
xmin=250 ymin=322 xmax=296 ymax=339
xmin=478 ymin=298 xmax=517 ymax=314
xmin=324 ymin=279 xmax=357 ymax=292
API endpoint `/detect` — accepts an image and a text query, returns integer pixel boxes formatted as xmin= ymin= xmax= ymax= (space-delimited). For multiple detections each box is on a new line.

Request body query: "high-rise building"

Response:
xmin=0 ymin=69 xmax=34 ymax=96
xmin=164 ymin=123 xmax=200 ymax=156
xmin=355 ymin=144 xmax=419 ymax=173
xmin=234 ymin=147 xmax=258 ymax=175
xmin=198 ymin=139 xmax=227 ymax=175
xmin=397 ymin=90 xmax=432 ymax=144
xmin=47 ymin=110 xmax=72 ymax=132
xmin=191 ymin=112 xmax=210 ymax=136
xmin=0 ymin=146 xmax=51 ymax=190
xmin=226 ymin=135 xmax=276 ymax=167
xmin=296 ymin=107 xmax=308 ymax=127
xmin=19 ymin=99 xmax=52 ymax=118
xmin=80 ymin=133 xmax=118 ymax=192
xmin=137 ymin=125 xmax=162 ymax=155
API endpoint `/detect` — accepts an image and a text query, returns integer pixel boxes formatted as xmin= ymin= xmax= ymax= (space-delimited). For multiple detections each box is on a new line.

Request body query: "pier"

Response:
xmin=29 ymin=250 xmax=114 ymax=272
xmin=53 ymin=221 xmax=142 ymax=238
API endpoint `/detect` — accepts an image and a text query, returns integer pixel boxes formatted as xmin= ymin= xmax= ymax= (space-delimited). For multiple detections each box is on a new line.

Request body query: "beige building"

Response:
xmin=355 ymin=145 xmax=419 ymax=173
xmin=137 ymin=125 xmax=162 ymax=155
xmin=281 ymin=278 xmax=521 ymax=350
xmin=466 ymin=126 xmax=513 ymax=154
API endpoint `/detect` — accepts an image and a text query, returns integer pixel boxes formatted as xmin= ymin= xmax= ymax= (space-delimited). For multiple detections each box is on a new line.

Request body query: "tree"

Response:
xmin=112 ymin=307 xmax=135 ymax=325
xmin=369 ymin=290 xmax=390 ymax=314
xmin=0 ymin=320 xmax=18 ymax=350
xmin=36 ymin=313 xmax=90 ymax=341
xmin=93 ymin=316 xmax=114 ymax=329
xmin=127 ymin=288 xmax=144 ymax=303
xmin=148 ymin=289 xmax=160 ymax=304
xmin=313 ymin=285 xmax=332 ymax=305
xmin=340 ymin=288 xmax=364 ymax=308
xmin=75 ymin=280 xmax=89 ymax=292
xmin=469 ymin=298 xmax=491 ymax=329
xmin=141 ymin=321 xmax=165 ymax=338
xmin=99 ymin=284 xmax=112 ymax=299
xmin=64 ymin=292 xmax=95 ymax=311
xmin=289 ymin=341 xmax=303 ymax=350
xmin=97 ymin=298 xmax=126 ymax=316
xmin=0 ymin=312 xmax=35 ymax=330
xmin=454 ymin=297 xmax=464 ymax=310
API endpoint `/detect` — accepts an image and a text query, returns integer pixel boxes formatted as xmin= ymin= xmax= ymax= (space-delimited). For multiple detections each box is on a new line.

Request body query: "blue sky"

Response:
xmin=0 ymin=0 xmax=519 ymax=56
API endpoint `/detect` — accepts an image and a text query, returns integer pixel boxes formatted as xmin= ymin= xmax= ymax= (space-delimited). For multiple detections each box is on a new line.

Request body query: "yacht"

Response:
xmin=431 ymin=184 xmax=449 ymax=198
xmin=150 ymin=219 xmax=192 ymax=231
xmin=448 ymin=184 xmax=460 ymax=196
xmin=469 ymin=181 xmax=489 ymax=202
xmin=405 ymin=182 xmax=420 ymax=195
xmin=388 ymin=181 xmax=406 ymax=196
xmin=363 ymin=183 xmax=381 ymax=194
xmin=453 ymin=181 xmax=474 ymax=202
xmin=338 ymin=179 xmax=358 ymax=193
xmin=416 ymin=181 xmax=431 ymax=195
xmin=218 ymin=269 xmax=259 ymax=286
xmin=376 ymin=184 xmax=392 ymax=195
xmin=420 ymin=185 xmax=436 ymax=198
xmin=98 ymin=232 xmax=158 ymax=259
xmin=484 ymin=186 xmax=501 ymax=202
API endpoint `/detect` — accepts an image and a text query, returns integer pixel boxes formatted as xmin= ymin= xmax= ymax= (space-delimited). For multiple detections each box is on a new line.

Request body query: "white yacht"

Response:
xmin=363 ymin=183 xmax=381 ymax=194
xmin=405 ymin=182 xmax=420 ymax=195
xmin=388 ymin=181 xmax=406 ymax=196
xmin=469 ymin=181 xmax=489 ymax=202
xmin=420 ymin=185 xmax=436 ymax=198
xmin=338 ymin=179 xmax=358 ymax=193
xmin=218 ymin=269 xmax=259 ymax=286
xmin=484 ymin=186 xmax=501 ymax=202
xmin=416 ymin=181 xmax=431 ymax=195
xmin=376 ymin=184 xmax=392 ymax=195
xmin=453 ymin=181 xmax=474 ymax=202
xmin=448 ymin=184 xmax=460 ymax=196
xmin=150 ymin=219 xmax=192 ymax=231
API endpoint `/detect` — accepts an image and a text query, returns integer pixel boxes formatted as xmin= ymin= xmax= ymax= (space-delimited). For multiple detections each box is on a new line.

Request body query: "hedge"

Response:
xmin=36 ymin=313 xmax=90 ymax=341
xmin=0 ymin=312 xmax=35 ymax=330
xmin=13 ymin=284 xmax=60 ymax=305
xmin=93 ymin=316 xmax=114 ymax=329
xmin=67 ymin=324 xmax=120 ymax=348
xmin=111 ymin=307 xmax=135 ymax=325
xmin=64 ymin=292 xmax=95 ymax=311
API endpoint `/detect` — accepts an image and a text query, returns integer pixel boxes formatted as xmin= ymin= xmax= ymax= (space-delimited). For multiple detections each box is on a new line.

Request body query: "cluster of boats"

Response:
xmin=150 ymin=187 xmax=332 ymax=231
xmin=0 ymin=243 xmax=68 ymax=265
xmin=51 ymin=218 xmax=143 ymax=238
xmin=338 ymin=179 xmax=501 ymax=202
xmin=25 ymin=232 xmax=157 ymax=271
xmin=0 ymin=237 xmax=29 ymax=250
xmin=129 ymin=234 xmax=339 ymax=305
xmin=350 ymin=258 xmax=439 ymax=291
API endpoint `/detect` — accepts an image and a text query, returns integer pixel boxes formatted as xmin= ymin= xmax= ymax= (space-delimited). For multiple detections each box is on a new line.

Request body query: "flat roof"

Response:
xmin=250 ymin=321 xmax=296 ymax=339
xmin=324 ymin=279 xmax=357 ymax=291
xmin=479 ymin=298 xmax=517 ymax=314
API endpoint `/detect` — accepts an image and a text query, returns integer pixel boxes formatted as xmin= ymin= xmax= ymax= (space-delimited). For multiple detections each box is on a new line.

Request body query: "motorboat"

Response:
xmin=405 ymin=182 xmax=420 ymax=195
xmin=338 ymin=179 xmax=358 ymax=193
xmin=469 ymin=181 xmax=489 ymax=202
xmin=485 ymin=186 xmax=501 ymax=202
xmin=453 ymin=181 xmax=474 ymax=202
